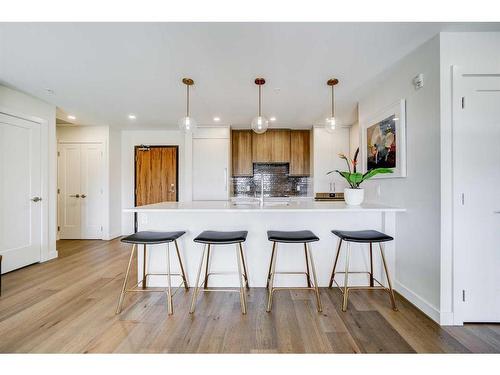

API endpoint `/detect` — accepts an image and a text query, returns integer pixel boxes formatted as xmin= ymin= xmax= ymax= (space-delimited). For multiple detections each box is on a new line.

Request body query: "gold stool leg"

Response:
xmin=266 ymin=242 xmax=278 ymax=312
xmin=304 ymin=243 xmax=312 ymax=288
xmin=238 ymin=243 xmax=250 ymax=289
xmin=203 ymin=244 xmax=211 ymax=289
xmin=116 ymin=244 xmax=136 ymax=314
xmin=369 ymin=243 xmax=374 ymax=287
xmin=174 ymin=240 xmax=189 ymax=290
xmin=166 ymin=242 xmax=173 ymax=315
xmin=142 ymin=244 xmax=147 ymax=289
xmin=266 ymin=242 xmax=276 ymax=290
xmin=379 ymin=243 xmax=398 ymax=311
xmin=342 ymin=242 xmax=351 ymax=312
xmin=236 ymin=244 xmax=247 ymax=315
xmin=306 ymin=243 xmax=323 ymax=312
xmin=190 ymin=244 xmax=208 ymax=314
xmin=329 ymin=239 xmax=342 ymax=288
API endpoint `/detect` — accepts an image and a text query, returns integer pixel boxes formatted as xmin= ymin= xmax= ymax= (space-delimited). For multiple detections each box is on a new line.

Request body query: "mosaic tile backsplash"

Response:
xmin=232 ymin=163 xmax=311 ymax=197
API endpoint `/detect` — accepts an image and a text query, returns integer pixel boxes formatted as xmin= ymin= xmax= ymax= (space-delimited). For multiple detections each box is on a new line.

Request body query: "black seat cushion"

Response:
xmin=331 ymin=230 xmax=393 ymax=243
xmin=267 ymin=230 xmax=319 ymax=243
xmin=194 ymin=230 xmax=248 ymax=244
xmin=121 ymin=231 xmax=186 ymax=244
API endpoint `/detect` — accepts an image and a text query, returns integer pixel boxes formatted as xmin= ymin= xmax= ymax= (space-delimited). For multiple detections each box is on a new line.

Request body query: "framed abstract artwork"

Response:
xmin=360 ymin=99 xmax=407 ymax=178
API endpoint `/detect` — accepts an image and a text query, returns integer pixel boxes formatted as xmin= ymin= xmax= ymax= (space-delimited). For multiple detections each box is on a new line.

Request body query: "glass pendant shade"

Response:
xmin=251 ymin=115 xmax=269 ymax=134
xmin=325 ymin=78 xmax=339 ymax=134
xmin=325 ymin=116 xmax=336 ymax=133
xmin=178 ymin=116 xmax=197 ymax=132
xmin=179 ymin=78 xmax=196 ymax=133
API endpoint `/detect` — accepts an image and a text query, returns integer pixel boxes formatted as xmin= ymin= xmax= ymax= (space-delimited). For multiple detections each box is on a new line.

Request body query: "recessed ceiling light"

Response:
xmin=270 ymin=116 xmax=276 ymax=122
xmin=128 ymin=114 xmax=136 ymax=120
xmin=213 ymin=117 xmax=220 ymax=122
xmin=67 ymin=115 xmax=76 ymax=120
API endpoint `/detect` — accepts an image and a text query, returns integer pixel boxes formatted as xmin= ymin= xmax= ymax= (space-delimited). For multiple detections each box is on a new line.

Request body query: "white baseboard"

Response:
xmin=395 ymin=280 xmax=440 ymax=324
xmin=103 ymin=232 xmax=122 ymax=241
xmin=439 ymin=311 xmax=457 ymax=326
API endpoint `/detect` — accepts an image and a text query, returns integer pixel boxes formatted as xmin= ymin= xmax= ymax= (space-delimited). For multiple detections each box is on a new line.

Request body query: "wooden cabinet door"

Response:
xmin=135 ymin=146 xmax=177 ymax=206
xmin=290 ymin=130 xmax=311 ymax=176
xmin=252 ymin=129 xmax=290 ymax=163
xmin=270 ymin=129 xmax=291 ymax=163
xmin=231 ymin=130 xmax=253 ymax=176
xmin=252 ymin=130 xmax=272 ymax=163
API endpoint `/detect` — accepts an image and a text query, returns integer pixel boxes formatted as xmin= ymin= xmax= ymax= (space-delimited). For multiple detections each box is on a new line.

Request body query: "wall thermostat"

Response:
xmin=413 ymin=73 xmax=424 ymax=89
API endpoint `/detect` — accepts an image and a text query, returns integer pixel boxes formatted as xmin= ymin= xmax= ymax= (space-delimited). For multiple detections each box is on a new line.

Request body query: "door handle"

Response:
xmin=170 ymin=184 xmax=175 ymax=193
xmin=31 ymin=196 xmax=42 ymax=202
xmin=69 ymin=194 xmax=80 ymax=198
xmin=81 ymin=194 xmax=87 ymax=198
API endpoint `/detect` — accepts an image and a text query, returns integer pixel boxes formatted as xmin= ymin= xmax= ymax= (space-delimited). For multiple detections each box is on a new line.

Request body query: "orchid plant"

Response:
xmin=327 ymin=148 xmax=393 ymax=189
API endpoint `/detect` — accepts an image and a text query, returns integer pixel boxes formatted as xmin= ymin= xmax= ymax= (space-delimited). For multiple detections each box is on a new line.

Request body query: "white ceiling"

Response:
xmin=1 ymin=23 xmax=499 ymax=129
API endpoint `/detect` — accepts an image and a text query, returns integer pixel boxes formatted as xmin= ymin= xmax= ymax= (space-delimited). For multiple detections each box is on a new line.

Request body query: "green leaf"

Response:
xmin=361 ymin=168 xmax=393 ymax=182
xmin=348 ymin=172 xmax=364 ymax=184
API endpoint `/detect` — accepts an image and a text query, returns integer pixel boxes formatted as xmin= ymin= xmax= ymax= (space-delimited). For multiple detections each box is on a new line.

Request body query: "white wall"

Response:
xmin=357 ymin=35 xmax=442 ymax=321
xmin=56 ymin=125 xmax=121 ymax=240
xmin=349 ymin=122 xmax=359 ymax=159
xmin=0 ymin=85 xmax=57 ymax=261
xmin=439 ymin=32 xmax=500 ymax=324
xmin=121 ymin=130 xmax=186 ymax=234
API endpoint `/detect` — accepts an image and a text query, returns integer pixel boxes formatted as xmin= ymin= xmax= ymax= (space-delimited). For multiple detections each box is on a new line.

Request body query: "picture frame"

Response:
xmin=360 ymin=99 xmax=407 ymax=178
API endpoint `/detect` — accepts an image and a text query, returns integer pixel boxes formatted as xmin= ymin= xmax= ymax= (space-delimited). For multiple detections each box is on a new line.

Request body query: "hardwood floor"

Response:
xmin=0 ymin=238 xmax=499 ymax=353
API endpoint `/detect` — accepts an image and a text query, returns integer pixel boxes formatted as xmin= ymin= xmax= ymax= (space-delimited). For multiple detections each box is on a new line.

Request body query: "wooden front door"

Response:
xmin=135 ymin=146 xmax=178 ymax=206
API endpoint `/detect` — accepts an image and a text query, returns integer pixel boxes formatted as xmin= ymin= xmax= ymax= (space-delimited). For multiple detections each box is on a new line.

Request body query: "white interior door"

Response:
xmin=192 ymin=138 xmax=229 ymax=200
xmin=58 ymin=143 xmax=103 ymax=239
xmin=80 ymin=143 xmax=103 ymax=239
xmin=58 ymin=143 xmax=82 ymax=239
xmin=0 ymin=113 xmax=42 ymax=273
xmin=453 ymin=71 xmax=500 ymax=323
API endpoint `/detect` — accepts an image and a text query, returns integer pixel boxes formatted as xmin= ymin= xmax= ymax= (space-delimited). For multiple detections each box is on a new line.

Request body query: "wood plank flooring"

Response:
xmin=0 ymin=238 xmax=499 ymax=353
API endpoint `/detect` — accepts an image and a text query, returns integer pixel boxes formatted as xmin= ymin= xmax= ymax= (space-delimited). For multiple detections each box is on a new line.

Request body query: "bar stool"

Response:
xmin=329 ymin=230 xmax=397 ymax=312
xmin=266 ymin=230 xmax=322 ymax=312
xmin=189 ymin=230 xmax=249 ymax=314
xmin=116 ymin=231 xmax=189 ymax=315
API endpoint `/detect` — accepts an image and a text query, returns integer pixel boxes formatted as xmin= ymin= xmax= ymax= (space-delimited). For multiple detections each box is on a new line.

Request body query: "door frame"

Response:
xmin=133 ymin=145 xmax=179 ymax=232
xmin=57 ymin=141 xmax=105 ymax=240
xmin=0 ymin=106 xmax=51 ymax=264
xmin=451 ymin=67 xmax=500 ymax=325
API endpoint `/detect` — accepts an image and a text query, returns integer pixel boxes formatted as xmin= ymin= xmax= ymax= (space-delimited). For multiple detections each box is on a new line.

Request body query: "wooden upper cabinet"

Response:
xmin=252 ymin=129 xmax=290 ymax=163
xmin=289 ymin=129 xmax=311 ymax=176
xmin=231 ymin=130 xmax=253 ymax=176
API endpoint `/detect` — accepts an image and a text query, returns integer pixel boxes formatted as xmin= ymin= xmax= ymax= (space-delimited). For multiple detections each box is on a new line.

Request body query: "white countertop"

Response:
xmin=125 ymin=200 xmax=405 ymax=213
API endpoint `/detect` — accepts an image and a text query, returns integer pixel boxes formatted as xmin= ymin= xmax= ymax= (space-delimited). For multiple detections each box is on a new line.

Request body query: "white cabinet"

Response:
xmin=192 ymin=129 xmax=230 ymax=201
xmin=313 ymin=127 xmax=350 ymax=194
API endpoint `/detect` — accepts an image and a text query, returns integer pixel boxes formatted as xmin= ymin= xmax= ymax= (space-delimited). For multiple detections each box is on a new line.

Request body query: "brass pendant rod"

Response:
xmin=258 ymin=85 xmax=262 ymax=117
xmin=186 ymin=84 xmax=190 ymax=117
xmin=331 ymin=84 xmax=335 ymax=118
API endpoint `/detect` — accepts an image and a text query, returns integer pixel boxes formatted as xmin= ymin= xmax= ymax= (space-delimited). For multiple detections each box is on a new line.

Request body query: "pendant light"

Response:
xmin=178 ymin=78 xmax=197 ymax=132
xmin=325 ymin=78 xmax=339 ymax=133
xmin=251 ymin=78 xmax=269 ymax=134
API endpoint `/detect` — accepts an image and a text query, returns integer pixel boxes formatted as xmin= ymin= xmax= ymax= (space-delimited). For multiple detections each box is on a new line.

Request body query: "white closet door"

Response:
xmin=58 ymin=144 xmax=82 ymax=239
xmin=453 ymin=72 xmax=500 ymax=323
xmin=58 ymin=142 xmax=103 ymax=240
xmin=80 ymin=143 xmax=103 ymax=239
xmin=0 ymin=113 xmax=42 ymax=273
xmin=192 ymin=138 xmax=229 ymax=200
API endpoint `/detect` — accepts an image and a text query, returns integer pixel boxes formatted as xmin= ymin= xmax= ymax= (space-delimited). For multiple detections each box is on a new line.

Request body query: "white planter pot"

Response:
xmin=344 ymin=188 xmax=364 ymax=206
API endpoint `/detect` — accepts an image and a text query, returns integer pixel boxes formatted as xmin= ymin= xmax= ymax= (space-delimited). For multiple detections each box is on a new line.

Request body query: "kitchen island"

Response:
xmin=124 ymin=200 xmax=405 ymax=288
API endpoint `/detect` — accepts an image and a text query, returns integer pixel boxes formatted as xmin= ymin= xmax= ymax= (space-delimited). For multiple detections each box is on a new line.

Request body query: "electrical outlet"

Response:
xmin=297 ymin=185 xmax=301 ymax=192
xmin=246 ymin=185 xmax=251 ymax=192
